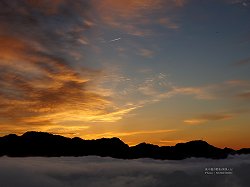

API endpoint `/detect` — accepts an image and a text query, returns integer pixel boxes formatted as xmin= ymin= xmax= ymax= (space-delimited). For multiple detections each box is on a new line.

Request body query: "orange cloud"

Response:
xmin=236 ymin=92 xmax=250 ymax=99
xmin=171 ymin=86 xmax=214 ymax=99
xmin=160 ymin=80 xmax=250 ymax=101
xmin=0 ymin=36 xmax=145 ymax=130
xmin=184 ymin=113 xmax=234 ymax=125
xmin=138 ymin=48 xmax=154 ymax=58
xmin=0 ymin=0 xmax=140 ymax=133
xmin=0 ymin=36 xmax=30 ymax=64
xmin=183 ymin=119 xmax=206 ymax=125
xmin=92 ymin=0 xmax=185 ymax=36
xmin=233 ymin=57 xmax=250 ymax=66
xmin=158 ymin=18 xmax=179 ymax=29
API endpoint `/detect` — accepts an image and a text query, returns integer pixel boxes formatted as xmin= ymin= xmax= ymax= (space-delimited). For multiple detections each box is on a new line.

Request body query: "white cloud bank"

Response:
xmin=0 ymin=155 xmax=250 ymax=187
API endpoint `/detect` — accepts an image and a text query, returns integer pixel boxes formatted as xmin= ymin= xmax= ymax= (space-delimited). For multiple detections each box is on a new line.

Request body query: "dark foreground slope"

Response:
xmin=0 ymin=132 xmax=249 ymax=159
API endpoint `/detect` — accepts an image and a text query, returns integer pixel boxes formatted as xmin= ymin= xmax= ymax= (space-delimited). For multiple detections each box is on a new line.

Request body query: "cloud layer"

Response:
xmin=92 ymin=0 xmax=185 ymax=36
xmin=0 ymin=155 xmax=249 ymax=187
xmin=0 ymin=0 xmax=136 ymax=131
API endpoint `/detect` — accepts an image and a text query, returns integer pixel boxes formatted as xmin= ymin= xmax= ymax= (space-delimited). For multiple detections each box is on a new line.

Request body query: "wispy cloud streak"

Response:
xmin=0 ymin=0 xmax=139 ymax=131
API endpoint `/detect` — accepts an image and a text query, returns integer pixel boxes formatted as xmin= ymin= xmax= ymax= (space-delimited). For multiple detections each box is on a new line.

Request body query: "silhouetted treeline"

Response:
xmin=0 ymin=132 xmax=249 ymax=159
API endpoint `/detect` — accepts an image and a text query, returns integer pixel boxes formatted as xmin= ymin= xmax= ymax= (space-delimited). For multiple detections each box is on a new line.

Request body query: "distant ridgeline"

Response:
xmin=0 ymin=132 xmax=249 ymax=159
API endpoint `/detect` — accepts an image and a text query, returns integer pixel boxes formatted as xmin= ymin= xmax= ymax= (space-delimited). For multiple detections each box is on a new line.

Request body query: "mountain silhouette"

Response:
xmin=0 ymin=131 xmax=249 ymax=159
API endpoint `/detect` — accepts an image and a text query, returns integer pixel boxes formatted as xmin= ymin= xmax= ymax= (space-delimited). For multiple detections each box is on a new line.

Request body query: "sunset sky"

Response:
xmin=0 ymin=0 xmax=250 ymax=149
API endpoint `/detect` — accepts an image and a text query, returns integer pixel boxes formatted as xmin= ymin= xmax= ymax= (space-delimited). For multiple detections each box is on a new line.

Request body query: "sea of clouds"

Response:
xmin=0 ymin=155 xmax=249 ymax=187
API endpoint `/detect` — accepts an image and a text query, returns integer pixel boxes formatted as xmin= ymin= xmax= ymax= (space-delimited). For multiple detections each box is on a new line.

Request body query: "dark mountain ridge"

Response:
xmin=0 ymin=131 xmax=249 ymax=159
